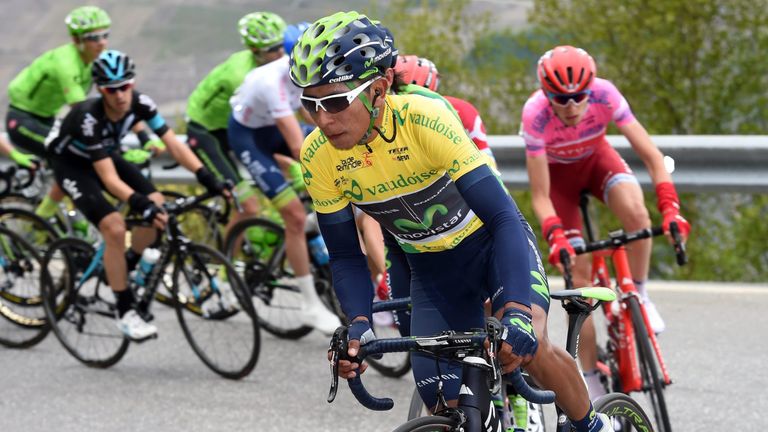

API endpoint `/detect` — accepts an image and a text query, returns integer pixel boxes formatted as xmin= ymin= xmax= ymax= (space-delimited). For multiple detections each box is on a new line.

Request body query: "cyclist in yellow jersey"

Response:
xmin=290 ymin=12 xmax=614 ymax=432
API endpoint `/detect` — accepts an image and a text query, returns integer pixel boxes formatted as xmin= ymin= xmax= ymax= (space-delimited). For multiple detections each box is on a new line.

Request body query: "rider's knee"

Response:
xmin=280 ymin=201 xmax=306 ymax=233
xmin=99 ymin=214 xmax=126 ymax=244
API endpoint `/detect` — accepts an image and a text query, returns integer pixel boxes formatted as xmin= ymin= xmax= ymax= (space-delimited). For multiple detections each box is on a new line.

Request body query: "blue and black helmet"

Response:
xmin=283 ymin=22 xmax=310 ymax=55
xmin=289 ymin=11 xmax=395 ymax=88
xmin=92 ymin=50 xmax=135 ymax=86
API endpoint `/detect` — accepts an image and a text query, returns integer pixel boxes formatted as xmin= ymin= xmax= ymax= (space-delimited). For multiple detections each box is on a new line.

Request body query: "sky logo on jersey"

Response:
xmin=80 ymin=113 xmax=97 ymax=137
xmin=394 ymin=204 xmax=448 ymax=232
xmin=62 ymin=178 xmax=82 ymax=200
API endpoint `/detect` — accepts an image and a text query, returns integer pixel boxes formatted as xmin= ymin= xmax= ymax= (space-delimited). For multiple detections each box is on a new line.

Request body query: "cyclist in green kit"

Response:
xmin=4 ymin=6 xmax=158 ymax=219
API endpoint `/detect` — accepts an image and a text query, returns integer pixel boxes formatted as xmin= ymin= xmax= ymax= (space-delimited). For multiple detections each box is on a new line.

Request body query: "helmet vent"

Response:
xmin=313 ymin=25 xmax=326 ymax=38
xmin=360 ymin=47 xmax=375 ymax=58
xmin=327 ymin=43 xmax=341 ymax=56
xmin=553 ymin=70 xmax=565 ymax=87
xmin=298 ymin=65 xmax=308 ymax=82
xmin=310 ymin=40 xmax=327 ymax=58
xmin=566 ymin=67 xmax=573 ymax=85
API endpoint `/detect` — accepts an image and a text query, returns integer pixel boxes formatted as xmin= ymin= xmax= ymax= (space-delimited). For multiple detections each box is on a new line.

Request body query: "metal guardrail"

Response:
xmin=490 ymin=135 xmax=768 ymax=193
xmin=3 ymin=135 xmax=767 ymax=193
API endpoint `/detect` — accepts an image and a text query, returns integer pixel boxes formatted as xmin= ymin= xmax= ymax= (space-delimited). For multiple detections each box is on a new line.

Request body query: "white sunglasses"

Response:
xmin=300 ymin=78 xmax=378 ymax=114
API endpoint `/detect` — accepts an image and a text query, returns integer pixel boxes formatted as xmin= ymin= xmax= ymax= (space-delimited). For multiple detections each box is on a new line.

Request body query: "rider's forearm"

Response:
xmin=93 ymin=158 xmax=135 ymax=202
xmin=526 ymin=155 xmax=557 ymax=222
xmin=318 ymin=206 xmax=374 ymax=321
xmin=456 ymin=165 xmax=532 ymax=312
xmin=620 ymin=120 xmax=672 ymax=185
xmin=275 ymin=115 xmax=305 ymax=160
xmin=159 ymin=129 xmax=203 ymax=173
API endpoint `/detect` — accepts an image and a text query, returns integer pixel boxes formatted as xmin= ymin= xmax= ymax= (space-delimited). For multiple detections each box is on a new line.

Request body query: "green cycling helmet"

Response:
xmin=65 ymin=6 xmax=111 ymax=36
xmin=289 ymin=11 xmax=394 ymax=88
xmin=239 ymin=12 xmax=287 ymax=50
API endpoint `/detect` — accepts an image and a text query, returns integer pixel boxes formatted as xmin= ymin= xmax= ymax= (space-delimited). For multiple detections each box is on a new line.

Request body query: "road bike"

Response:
xmin=559 ymin=191 xmax=688 ymax=432
xmin=40 ymin=192 xmax=260 ymax=379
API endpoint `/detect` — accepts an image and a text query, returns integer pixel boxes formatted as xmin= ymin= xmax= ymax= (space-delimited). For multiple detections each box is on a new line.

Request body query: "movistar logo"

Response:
xmin=394 ymin=204 xmax=448 ymax=232
xmin=530 ymin=271 xmax=550 ymax=303
xmin=302 ymin=165 xmax=312 ymax=186
xmin=392 ymin=103 xmax=409 ymax=126
xmin=342 ymin=179 xmax=364 ymax=200
xmin=510 ymin=317 xmax=533 ymax=334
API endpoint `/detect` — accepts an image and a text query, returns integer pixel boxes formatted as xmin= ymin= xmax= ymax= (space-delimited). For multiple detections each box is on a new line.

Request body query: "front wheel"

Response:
xmin=0 ymin=225 xmax=49 ymax=348
xmin=627 ymin=296 xmax=672 ymax=432
xmin=594 ymin=392 xmax=656 ymax=431
xmin=40 ymin=238 xmax=129 ymax=368
xmin=172 ymin=242 xmax=260 ymax=379
xmin=224 ymin=217 xmax=313 ymax=339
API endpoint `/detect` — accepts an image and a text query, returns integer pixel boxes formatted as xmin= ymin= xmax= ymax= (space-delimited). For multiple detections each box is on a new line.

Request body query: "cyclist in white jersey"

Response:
xmin=228 ymin=32 xmax=341 ymax=335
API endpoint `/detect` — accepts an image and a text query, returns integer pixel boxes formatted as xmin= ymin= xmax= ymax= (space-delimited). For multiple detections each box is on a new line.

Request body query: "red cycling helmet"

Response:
xmin=395 ymin=55 xmax=440 ymax=92
xmin=537 ymin=45 xmax=596 ymax=94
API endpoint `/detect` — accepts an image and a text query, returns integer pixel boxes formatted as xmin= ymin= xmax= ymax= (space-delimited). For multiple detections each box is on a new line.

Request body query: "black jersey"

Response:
xmin=48 ymin=91 xmax=169 ymax=163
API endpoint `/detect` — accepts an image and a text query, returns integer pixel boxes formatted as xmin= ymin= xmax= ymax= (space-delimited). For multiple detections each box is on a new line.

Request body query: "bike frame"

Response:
xmin=578 ymin=192 xmax=672 ymax=393
xmin=591 ymin=247 xmax=672 ymax=392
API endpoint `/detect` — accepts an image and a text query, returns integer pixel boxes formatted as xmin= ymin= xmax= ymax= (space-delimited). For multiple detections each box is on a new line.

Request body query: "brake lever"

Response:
xmin=327 ymin=326 xmax=348 ymax=403
xmin=485 ymin=317 xmax=504 ymax=394
xmin=561 ymin=249 xmax=574 ymax=290
xmin=669 ymin=221 xmax=688 ymax=266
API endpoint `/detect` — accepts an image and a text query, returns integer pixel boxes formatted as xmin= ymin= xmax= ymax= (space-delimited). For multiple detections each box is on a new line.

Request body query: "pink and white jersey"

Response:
xmin=521 ymin=78 xmax=636 ymax=164
xmin=230 ymin=55 xmax=302 ymax=129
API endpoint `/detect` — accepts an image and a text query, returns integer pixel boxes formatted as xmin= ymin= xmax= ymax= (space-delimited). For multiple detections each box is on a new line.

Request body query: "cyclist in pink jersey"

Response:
xmin=521 ymin=45 xmax=691 ymax=400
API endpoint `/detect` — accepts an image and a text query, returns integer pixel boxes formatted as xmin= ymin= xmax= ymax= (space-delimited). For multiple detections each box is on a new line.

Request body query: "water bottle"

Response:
xmin=304 ymin=212 xmax=320 ymax=235
xmin=133 ymin=248 xmax=161 ymax=287
xmin=69 ymin=210 xmax=90 ymax=239
xmin=307 ymin=234 xmax=329 ymax=266
xmin=246 ymin=225 xmax=279 ymax=261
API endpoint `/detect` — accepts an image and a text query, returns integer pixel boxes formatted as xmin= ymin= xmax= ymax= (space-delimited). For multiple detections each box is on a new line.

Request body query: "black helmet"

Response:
xmin=92 ymin=50 xmax=135 ymax=86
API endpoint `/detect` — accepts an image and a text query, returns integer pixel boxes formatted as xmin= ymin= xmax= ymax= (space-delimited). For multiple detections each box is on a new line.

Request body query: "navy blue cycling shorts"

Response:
xmin=227 ymin=115 xmax=314 ymax=207
xmin=407 ymin=225 xmax=550 ymax=410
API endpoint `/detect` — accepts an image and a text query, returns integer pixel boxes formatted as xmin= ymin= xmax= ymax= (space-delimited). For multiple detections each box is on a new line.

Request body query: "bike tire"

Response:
xmin=594 ymin=392 xmax=656 ymax=431
xmin=0 ymin=225 xmax=49 ymax=348
xmin=392 ymin=415 xmax=460 ymax=432
xmin=40 ymin=238 xmax=130 ymax=368
xmin=224 ymin=217 xmax=313 ymax=340
xmin=162 ymin=190 xmax=224 ymax=250
xmin=627 ymin=296 xmax=673 ymax=432
xmin=0 ymin=206 xmax=59 ymax=250
xmin=172 ymin=242 xmax=260 ymax=379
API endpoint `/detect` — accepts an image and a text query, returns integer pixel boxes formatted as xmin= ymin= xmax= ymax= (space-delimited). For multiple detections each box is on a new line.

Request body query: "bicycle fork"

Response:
xmin=610 ymin=247 xmax=672 ymax=392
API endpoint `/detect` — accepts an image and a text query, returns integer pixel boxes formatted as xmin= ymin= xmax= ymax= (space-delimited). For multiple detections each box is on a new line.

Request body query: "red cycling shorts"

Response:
xmin=548 ymin=143 xmax=638 ymax=246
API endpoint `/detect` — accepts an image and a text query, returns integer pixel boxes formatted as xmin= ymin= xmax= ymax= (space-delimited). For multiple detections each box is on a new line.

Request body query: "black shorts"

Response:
xmin=5 ymin=106 xmax=55 ymax=157
xmin=186 ymin=121 xmax=242 ymax=184
xmin=49 ymin=152 xmax=157 ymax=226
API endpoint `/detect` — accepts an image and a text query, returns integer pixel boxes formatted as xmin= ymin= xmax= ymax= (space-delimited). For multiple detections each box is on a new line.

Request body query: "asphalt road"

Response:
xmin=2 ymin=280 xmax=766 ymax=431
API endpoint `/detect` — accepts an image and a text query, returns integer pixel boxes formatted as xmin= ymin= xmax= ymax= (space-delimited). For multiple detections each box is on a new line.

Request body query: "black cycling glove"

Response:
xmin=128 ymin=192 xmax=163 ymax=222
xmin=195 ymin=167 xmax=226 ymax=196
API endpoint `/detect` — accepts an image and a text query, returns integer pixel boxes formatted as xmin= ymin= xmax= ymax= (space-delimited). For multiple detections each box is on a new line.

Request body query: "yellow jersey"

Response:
xmin=300 ymin=93 xmax=492 ymax=253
